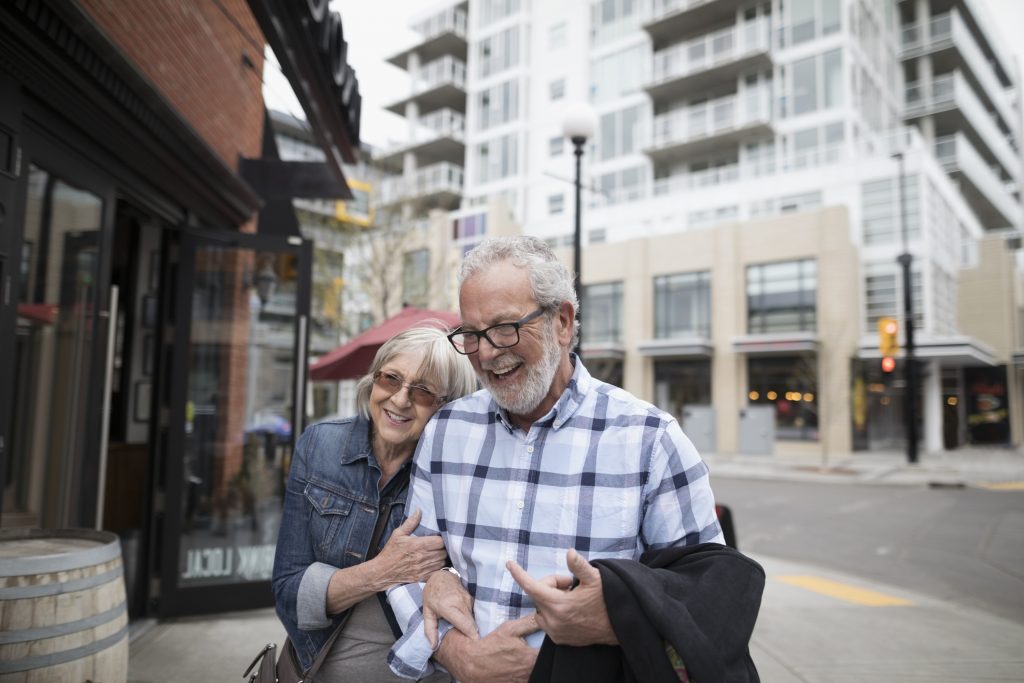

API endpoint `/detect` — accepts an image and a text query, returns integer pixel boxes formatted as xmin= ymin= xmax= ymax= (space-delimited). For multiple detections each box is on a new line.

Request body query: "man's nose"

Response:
xmin=476 ymin=335 xmax=503 ymax=362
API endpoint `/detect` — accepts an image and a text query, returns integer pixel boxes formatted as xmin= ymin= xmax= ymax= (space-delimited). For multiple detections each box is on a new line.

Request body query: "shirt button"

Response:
xmin=526 ymin=446 xmax=534 ymax=454
xmin=516 ymin=500 xmax=524 ymax=510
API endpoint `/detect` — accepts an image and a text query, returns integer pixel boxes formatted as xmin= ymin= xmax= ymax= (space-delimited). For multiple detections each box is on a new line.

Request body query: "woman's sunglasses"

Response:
xmin=373 ymin=371 xmax=445 ymax=408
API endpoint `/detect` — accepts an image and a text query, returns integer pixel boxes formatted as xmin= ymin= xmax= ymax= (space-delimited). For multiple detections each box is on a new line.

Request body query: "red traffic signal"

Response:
xmin=881 ymin=356 xmax=896 ymax=373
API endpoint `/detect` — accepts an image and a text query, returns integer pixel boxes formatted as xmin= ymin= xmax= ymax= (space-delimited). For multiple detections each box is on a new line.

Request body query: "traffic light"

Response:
xmin=878 ymin=317 xmax=899 ymax=356
xmin=881 ymin=356 xmax=896 ymax=373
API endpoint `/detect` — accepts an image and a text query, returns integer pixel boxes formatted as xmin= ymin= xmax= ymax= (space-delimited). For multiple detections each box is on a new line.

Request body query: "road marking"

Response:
xmin=777 ymin=575 xmax=912 ymax=606
xmin=977 ymin=481 xmax=1024 ymax=491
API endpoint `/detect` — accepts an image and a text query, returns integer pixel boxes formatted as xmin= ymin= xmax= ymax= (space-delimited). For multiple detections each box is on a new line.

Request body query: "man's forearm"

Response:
xmin=433 ymin=628 xmax=474 ymax=681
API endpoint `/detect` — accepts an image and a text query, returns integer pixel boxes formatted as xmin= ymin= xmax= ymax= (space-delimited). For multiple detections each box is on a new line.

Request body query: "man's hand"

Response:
xmin=507 ymin=548 xmax=618 ymax=646
xmin=435 ymin=615 xmax=540 ymax=683
xmin=422 ymin=568 xmax=478 ymax=649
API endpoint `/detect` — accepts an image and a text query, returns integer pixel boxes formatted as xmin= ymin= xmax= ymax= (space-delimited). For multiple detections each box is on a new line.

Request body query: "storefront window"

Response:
xmin=747 ymin=258 xmax=817 ymax=333
xmin=654 ymin=271 xmax=711 ymax=338
xmin=748 ymin=356 xmax=819 ymax=441
xmin=654 ymin=359 xmax=712 ymax=423
xmin=582 ymin=282 xmax=623 ymax=344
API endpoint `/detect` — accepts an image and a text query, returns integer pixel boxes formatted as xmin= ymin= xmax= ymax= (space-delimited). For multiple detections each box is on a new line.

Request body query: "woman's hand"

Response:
xmin=374 ymin=509 xmax=447 ymax=586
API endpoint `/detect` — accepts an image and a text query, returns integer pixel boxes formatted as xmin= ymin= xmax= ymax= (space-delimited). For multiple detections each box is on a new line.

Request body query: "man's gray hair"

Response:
xmin=355 ymin=323 xmax=478 ymax=419
xmin=459 ymin=236 xmax=580 ymax=347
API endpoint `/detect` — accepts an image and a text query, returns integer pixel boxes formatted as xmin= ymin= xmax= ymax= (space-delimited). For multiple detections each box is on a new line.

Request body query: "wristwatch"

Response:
xmin=440 ymin=566 xmax=462 ymax=579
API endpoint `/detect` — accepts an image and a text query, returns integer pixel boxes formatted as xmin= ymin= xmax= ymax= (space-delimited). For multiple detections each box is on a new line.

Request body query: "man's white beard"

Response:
xmin=480 ymin=322 xmax=562 ymax=416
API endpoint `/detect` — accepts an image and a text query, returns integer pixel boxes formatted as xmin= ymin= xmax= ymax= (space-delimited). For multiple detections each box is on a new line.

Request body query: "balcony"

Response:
xmin=644 ymin=90 xmax=773 ymax=163
xmin=934 ymin=134 xmax=1020 ymax=229
xmin=386 ymin=56 xmax=467 ymax=116
xmin=644 ymin=0 xmax=746 ymax=46
xmin=901 ymin=10 xmax=1017 ymax=138
xmin=387 ymin=6 xmax=468 ymax=70
xmin=645 ymin=20 xmax=772 ymax=105
xmin=378 ymin=162 xmax=463 ymax=210
xmin=905 ymin=71 xmax=1021 ymax=184
xmin=375 ymin=109 xmax=465 ymax=168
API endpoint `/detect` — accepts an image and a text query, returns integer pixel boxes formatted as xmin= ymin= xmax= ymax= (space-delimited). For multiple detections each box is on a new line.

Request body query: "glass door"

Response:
xmin=3 ymin=162 xmax=111 ymax=528
xmin=159 ymin=229 xmax=311 ymax=616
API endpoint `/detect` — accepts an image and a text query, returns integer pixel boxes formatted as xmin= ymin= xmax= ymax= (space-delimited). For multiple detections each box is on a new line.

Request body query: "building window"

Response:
xmin=654 ymin=271 xmax=711 ymax=338
xmin=402 ymin=249 xmax=430 ymax=307
xmin=549 ymin=78 xmax=565 ymax=100
xmin=590 ymin=44 xmax=647 ymax=104
xmin=598 ymin=105 xmax=643 ymax=160
xmin=590 ymin=0 xmax=643 ymax=45
xmin=478 ymin=80 xmax=518 ymax=130
xmin=596 ymin=166 xmax=645 ymax=206
xmin=582 ymin=281 xmax=623 ymax=344
xmin=747 ymin=259 xmax=817 ymax=333
xmin=452 ymin=212 xmax=488 ymax=258
xmin=548 ymin=193 xmax=564 ymax=215
xmin=478 ymin=26 xmax=520 ymax=78
xmin=790 ymin=49 xmax=842 ymax=116
xmin=862 ymin=175 xmax=920 ymax=245
xmin=748 ymin=356 xmax=819 ymax=441
xmin=475 ymin=134 xmax=519 ymax=184
xmin=478 ymin=0 xmax=520 ymax=27
xmin=548 ymin=22 xmax=566 ymax=49
xmin=863 ymin=262 xmax=923 ymax=331
xmin=549 ymin=135 xmax=564 ymax=156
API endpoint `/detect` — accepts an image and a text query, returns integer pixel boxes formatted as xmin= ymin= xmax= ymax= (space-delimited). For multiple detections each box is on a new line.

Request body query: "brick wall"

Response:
xmin=78 ymin=0 xmax=266 ymax=170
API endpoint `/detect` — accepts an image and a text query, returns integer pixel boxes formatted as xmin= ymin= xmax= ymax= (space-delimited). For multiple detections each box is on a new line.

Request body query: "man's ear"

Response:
xmin=555 ymin=301 xmax=575 ymax=346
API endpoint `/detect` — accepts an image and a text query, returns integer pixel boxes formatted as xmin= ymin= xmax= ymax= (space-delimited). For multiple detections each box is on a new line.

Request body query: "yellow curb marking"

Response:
xmin=977 ymin=481 xmax=1024 ymax=491
xmin=777 ymin=575 xmax=912 ymax=606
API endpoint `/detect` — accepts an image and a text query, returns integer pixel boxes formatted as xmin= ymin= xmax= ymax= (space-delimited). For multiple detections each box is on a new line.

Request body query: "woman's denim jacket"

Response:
xmin=271 ymin=414 xmax=411 ymax=672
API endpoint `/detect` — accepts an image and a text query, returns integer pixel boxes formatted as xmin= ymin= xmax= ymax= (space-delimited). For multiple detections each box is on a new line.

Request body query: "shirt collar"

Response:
xmin=491 ymin=354 xmax=592 ymax=432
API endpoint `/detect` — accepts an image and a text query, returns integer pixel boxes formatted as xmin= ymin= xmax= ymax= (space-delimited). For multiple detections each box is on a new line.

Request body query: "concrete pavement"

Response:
xmin=128 ymin=447 xmax=1024 ymax=682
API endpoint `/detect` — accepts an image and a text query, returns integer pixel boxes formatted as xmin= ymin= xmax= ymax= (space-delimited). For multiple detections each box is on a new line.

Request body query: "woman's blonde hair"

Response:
xmin=355 ymin=322 xmax=477 ymax=418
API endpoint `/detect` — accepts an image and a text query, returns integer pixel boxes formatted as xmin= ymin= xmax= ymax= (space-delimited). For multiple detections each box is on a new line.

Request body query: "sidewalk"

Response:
xmin=128 ymin=448 xmax=1024 ymax=682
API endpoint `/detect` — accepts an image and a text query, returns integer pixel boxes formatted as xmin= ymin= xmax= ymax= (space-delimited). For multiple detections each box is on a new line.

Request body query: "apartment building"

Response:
xmin=378 ymin=0 xmax=1024 ymax=455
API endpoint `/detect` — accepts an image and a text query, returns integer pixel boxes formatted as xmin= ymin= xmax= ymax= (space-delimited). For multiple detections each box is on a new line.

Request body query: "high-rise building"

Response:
xmin=379 ymin=0 xmax=1024 ymax=455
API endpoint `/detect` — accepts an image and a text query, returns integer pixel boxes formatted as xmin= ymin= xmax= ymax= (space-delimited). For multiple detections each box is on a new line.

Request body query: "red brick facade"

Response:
xmin=79 ymin=0 xmax=266 ymax=170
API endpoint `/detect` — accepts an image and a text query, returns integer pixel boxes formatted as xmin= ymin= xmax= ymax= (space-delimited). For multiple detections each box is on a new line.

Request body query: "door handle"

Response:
xmin=96 ymin=285 xmax=118 ymax=529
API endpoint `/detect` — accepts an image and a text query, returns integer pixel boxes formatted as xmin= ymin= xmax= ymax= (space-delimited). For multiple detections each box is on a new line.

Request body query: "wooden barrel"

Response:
xmin=0 ymin=529 xmax=128 ymax=683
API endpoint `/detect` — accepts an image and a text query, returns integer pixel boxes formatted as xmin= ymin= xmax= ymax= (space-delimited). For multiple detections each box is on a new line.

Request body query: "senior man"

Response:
xmin=387 ymin=236 xmax=724 ymax=683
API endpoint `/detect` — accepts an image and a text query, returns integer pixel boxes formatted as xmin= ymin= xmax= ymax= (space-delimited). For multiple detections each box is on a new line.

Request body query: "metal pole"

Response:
xmin=895 ymin=153 xmax=918 ymax=464
xmin=572 ymin=137 xmax=584 ymax=360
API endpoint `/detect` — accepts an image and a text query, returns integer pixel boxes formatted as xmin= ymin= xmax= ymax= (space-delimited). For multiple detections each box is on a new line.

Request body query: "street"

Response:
xmin=714 ymin=477 xmax=1024 ymax=624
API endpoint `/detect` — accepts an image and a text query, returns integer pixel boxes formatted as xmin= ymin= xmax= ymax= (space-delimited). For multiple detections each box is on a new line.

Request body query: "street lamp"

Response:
xmin=562 ymin=102 xmax=597 ymax=358
xmin=893 ymin=151 xmax=918 ymax=465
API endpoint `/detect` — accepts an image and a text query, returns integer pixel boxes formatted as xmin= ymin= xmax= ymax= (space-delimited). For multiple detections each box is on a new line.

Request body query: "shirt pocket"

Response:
xmin=305 ymin=482 xmax=356 ymax=565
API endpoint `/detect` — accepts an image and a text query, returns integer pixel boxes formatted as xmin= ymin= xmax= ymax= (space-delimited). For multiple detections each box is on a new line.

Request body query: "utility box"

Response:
xmin=681 ymin=405 xmax=716 ymax=455
xmin=738 ymin=406 xmax=774 ymax=455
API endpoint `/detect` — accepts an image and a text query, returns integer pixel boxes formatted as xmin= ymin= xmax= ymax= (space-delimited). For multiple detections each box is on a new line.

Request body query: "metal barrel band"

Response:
xmin=0 ymin=602 xmax=126 ymax=644
xmin=0 ymin=565 xmax=124 ymax=599
xmin=0 ymin=623 xmax=128 ymax=674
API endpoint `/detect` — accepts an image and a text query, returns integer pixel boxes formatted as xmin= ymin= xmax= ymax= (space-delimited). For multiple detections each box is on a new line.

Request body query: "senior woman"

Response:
xmin=272 ymin=325 xmax=477 ymax=682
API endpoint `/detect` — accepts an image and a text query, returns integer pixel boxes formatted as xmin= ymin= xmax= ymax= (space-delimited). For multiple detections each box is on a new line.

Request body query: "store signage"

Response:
xmin=181 ymin=543 xmax=276 ymax=584
xmin=302 ymin=0 xmax=361 ymax=140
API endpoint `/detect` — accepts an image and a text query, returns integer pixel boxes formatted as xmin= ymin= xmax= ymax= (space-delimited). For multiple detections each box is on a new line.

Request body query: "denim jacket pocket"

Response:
xmin=305 ymin=481 xmax=356 ymax=565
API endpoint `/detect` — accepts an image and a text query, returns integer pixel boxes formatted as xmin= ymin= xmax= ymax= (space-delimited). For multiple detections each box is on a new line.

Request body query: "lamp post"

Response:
xmin=893 ymin=152 xmax=918 ymax=464
xmin=562 ymin=102 xmax=597 ymax=359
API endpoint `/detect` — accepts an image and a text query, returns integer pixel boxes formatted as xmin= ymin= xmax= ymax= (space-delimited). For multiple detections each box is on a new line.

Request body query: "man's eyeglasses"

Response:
xmin=373 ymin=371 xmax=445 ymax=408
xmin=447 ymin=307 xmax=547 ymax=355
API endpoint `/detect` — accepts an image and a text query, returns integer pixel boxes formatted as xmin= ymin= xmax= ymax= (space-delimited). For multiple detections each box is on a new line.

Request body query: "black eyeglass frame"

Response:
xmin=447 ymin=306 xmax=549 ymax=355
xmin=372 ymin=370 xmax=446 ymax=407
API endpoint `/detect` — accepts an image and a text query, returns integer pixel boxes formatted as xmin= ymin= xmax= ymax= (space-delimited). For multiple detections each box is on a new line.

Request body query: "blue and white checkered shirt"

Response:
xmin=387 ymin=359 xmax=723 ymax=679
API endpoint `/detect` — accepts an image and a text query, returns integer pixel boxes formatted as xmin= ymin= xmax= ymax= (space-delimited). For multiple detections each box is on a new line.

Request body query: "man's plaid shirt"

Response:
xmin=387 ymin=359 xmax=723 ymax=679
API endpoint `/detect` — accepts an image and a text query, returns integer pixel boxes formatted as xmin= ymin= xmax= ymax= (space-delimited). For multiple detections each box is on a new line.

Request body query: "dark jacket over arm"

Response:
xmin=529 ymin=543 xmax=764 ymax=683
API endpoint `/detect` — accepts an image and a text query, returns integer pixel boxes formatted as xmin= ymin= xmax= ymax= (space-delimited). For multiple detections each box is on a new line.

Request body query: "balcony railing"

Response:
xmin=650 ymin=89 xmax=772 ymax=149
xmin=901 ymin=9 xmax=1017 ymax=133
xmin=379 ymin=162 xmax=463 ymax=205
xmin=412 ymin=55 xmax=466 ymax=93
xmin=413 ymin=6 xmax=467 ymax=42
xmin=652 ymin=144 xmax=844 ymax=197
xmin=934 ymin=133 xmax=1019 ymax=226
xmin=906 ymin=71 xmax=1020 ymax=182
xmin=416 ymin=108 xmax=465 ymax=140
xmin=650 ymin=19 xmax=771 ymax=85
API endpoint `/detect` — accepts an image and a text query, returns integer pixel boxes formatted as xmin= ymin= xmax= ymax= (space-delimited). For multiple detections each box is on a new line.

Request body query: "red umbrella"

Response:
xmin=310 ymin=306 xmax=461 ymax=381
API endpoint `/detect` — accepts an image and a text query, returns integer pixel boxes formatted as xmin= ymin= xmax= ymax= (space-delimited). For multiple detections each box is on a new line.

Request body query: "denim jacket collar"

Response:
xmin=339 ymin=413 xmax=374 ymax=466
